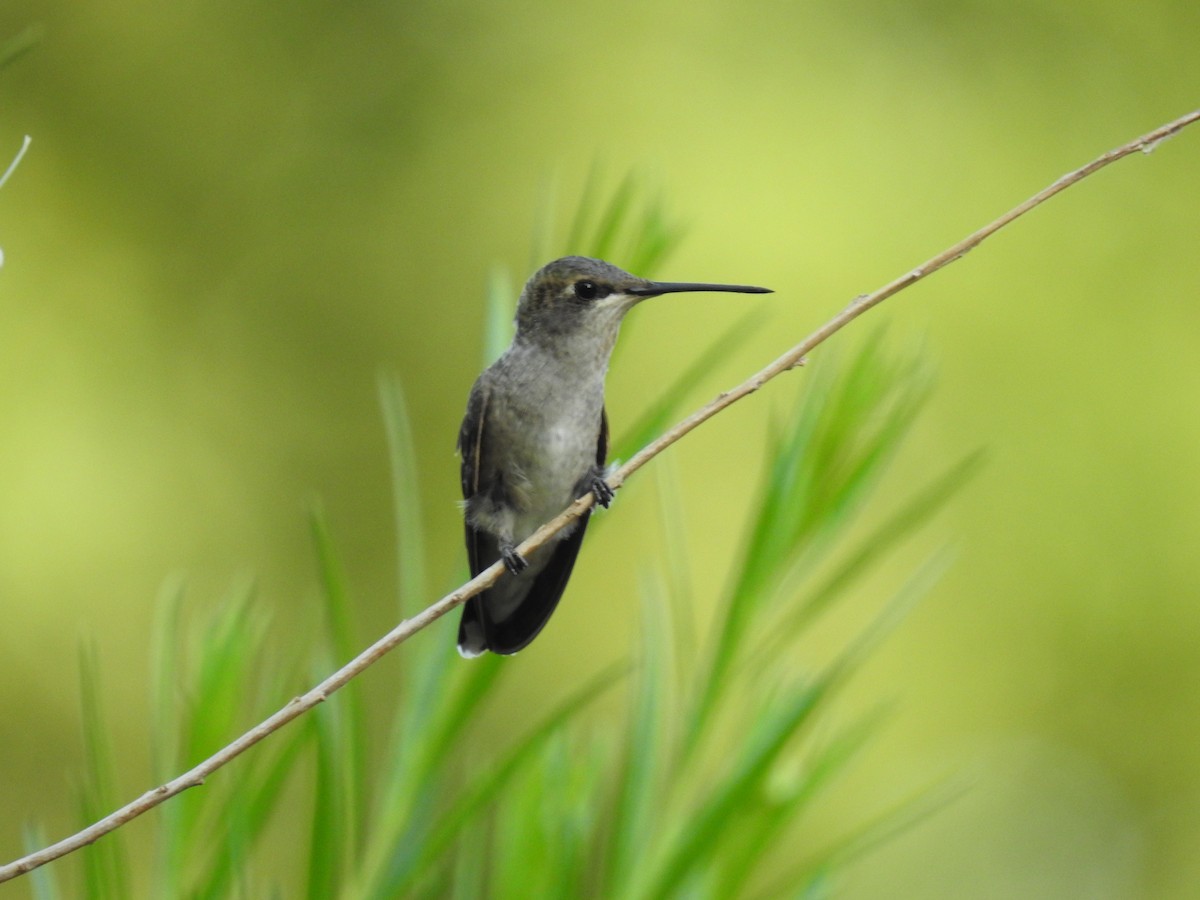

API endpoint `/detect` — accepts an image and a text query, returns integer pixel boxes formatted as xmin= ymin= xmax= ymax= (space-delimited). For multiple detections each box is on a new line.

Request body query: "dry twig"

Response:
xmin=2 ymin=108 xmax=1197 ymax=885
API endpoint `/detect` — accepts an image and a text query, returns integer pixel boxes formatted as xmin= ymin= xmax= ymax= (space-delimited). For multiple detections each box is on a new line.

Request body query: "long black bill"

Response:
xmin=629 ymin=280 xmax=772 ymax=297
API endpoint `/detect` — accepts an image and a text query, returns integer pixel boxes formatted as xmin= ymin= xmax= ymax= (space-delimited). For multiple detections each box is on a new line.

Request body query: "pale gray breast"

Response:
xmin=487 ymin=353 xmax=605 ymax=539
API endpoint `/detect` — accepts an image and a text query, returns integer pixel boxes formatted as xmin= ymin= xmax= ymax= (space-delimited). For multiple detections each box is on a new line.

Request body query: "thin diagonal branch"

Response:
xmin=3 ymin=108 xmax=1197 ymax=885
xmin=0 ymin=134 xmax=31 ymax=191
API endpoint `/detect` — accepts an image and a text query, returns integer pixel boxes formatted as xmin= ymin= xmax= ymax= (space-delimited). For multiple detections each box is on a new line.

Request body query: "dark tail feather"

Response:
xmin=466 ymin=513 xmax=591 ymax=656
xmin=457 ymin=596 xmax=487 ymax=658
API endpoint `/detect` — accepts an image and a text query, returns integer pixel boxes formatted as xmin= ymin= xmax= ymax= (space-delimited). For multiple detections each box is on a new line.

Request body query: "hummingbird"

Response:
xmin=456 ymin=256 xmax=771 ymax=657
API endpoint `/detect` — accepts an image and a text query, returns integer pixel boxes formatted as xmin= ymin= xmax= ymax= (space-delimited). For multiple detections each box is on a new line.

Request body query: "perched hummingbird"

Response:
xmin=456 ymin=256 xmax=771 ymax=657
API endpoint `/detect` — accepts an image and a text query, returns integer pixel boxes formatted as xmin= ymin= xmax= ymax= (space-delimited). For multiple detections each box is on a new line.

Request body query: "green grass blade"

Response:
xmin=585 ymin=171 xmax=637 ymax=263
xmin=696 ymin=362 xmax=835 ymax=710
xmin=166 ymin=582 xmax=306 ymax=897
xmin=491 ymin=751 xmax=551 ymax=899
xmin=690 ymin=338 xmax=932 ymax=748
xmin=378 ymin=369 xmax=461 ymax=804
xmin=309 ymin=504 xmax=360 ymax=687
xmin=528 ymin=174 xmax=559 ymax=272
xmin=308 ymin=504 xmax=367 ymax=862
xmin=752 ymin=776 xmax=970 ymax=900
xmin=23 ymin=824 xmax=62 ymax=900
xmin=652 ymin=460 xmax=698 ymax=684
xmin=647 ymin=564 xmax=926 ymax=900
xmin=378 ymin=374 xmax=427 ymax=617
xmin=308 ymin=684 xmax=348 ymax=900
xmin=185 ymin=602 xmax=309 ymax=898
xmin=623 ymin=186 xmax=679 ymax=277
xmin=149 ymin=578 xmax=186 ymax=782
xmin=494 ymin=734 xmax=608 ymax=900
xmin=76 ymin=641 xmax=129 ymax=900
xmin=563 ymin=161 xmax=603 ymax=254
xmin=600 ymin=572 xmax=674 ymax=896
xmin=404 ymin=649 xmax=504 ymax=786
xmin=357 ymin=651 xmax=504 ymax=895
xmin=552 ymin=738 xmax=611 ymax=899
xmin=558 ymin=166 xmax=680 ymax=278
xmin=638 ymin=676 xmax=831 ymax=900
xmin=149 ymin=578 xmax=187 ymax=895
xmin=482 ymin=265 xmax=516 ymax=367
xmin=195 ymin=716 xmax=311 ymax=900
xmin=373 ymin=664 xmax=625 ymax=898
xmin=713 ymin=706 xmax=887 ymax=897
xmin=774 ymin=454 xmax=981 ymax=640
xmin=306 ymin=504 xmax=368 ymax=900
xmin=180 ymin=581 xmax=262 ymax=765
xmin=0 ymin=24 xmax=42 ymax=72
xmin=449 ymin=813 xmax=490 ymax=900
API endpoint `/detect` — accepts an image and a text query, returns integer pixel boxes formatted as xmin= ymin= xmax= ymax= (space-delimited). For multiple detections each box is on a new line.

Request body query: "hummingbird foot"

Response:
xmin=500 ymin=544 xmax=529 ymax=575
xmin=590 ymin=474 xmax=615 ymax=509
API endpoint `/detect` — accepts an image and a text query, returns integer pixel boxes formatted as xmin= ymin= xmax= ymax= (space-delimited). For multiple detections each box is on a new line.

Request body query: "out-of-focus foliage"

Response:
xmin=1 ymin=0 xmax=1199 ymax=896
xmin=45 ymin=326 xmax=960 ymax=897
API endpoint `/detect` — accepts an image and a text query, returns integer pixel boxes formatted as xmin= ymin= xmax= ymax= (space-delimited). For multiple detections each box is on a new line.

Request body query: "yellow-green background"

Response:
xmin=1 ymin=1 xmax=1198 ymax=896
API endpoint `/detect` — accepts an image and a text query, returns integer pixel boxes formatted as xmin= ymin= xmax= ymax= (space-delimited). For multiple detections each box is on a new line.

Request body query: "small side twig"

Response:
xmin=0 ymin=135 xmax=31 ymax=269
xmin=0 ymin=134 xmax=30 ymax=191
xmin=2 ymin=108 xmax=1197 ymax=885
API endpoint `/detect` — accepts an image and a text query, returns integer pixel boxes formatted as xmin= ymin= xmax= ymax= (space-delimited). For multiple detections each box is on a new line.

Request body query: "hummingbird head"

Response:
xmin=513 ymin=256 xmax=771 ymax=348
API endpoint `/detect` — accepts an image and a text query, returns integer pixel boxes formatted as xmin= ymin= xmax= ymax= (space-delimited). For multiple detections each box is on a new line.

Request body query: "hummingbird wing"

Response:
xmin=458 ymin=380 xmax=489 ymax=577
xmin=456 ymin=399 xmax=608 ymax=656
xmin=457 ymin=380 xmax=493 ymax=656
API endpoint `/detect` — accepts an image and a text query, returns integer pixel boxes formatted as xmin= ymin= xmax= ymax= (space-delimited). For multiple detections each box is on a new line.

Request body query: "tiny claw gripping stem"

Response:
xmin=591 ymin=475 xmax=615 ymax=509
xmin=500 ymin=545 xmax=529 ymax=575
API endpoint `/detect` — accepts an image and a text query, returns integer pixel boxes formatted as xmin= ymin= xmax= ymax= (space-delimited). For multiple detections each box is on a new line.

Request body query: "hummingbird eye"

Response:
xmin=573 ymin=280 xmax=601 ymax=301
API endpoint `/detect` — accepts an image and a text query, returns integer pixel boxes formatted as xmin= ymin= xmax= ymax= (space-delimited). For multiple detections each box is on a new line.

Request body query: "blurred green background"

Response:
xmin=1 ymin=1 xmax=1198 ymax=896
